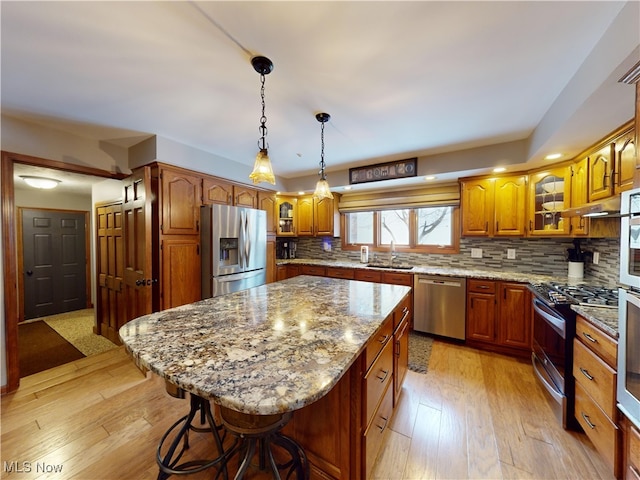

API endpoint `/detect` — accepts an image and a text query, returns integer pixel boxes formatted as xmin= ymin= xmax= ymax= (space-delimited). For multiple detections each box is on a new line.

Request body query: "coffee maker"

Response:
xmin=276 ymin=238 xmax=297 ymax=259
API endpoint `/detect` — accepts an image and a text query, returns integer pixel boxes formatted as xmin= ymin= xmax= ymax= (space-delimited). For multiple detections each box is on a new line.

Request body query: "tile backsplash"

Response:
xmin=294 ymin=236 xmax=620 ymax=286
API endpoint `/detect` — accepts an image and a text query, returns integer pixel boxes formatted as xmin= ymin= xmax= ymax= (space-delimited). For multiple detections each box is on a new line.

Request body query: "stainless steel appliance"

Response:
xmin=618 ymin=187 xmax=640 ymax=430
xmin=275 ymin=238 xmax=297 ymax=259
xmin=529 ymin=282 xmax=618 ymax=429
xmin=201 ymin=204 xmax=267 ymax=298
xmin=414 ymin=275 xmax=466 ymax=340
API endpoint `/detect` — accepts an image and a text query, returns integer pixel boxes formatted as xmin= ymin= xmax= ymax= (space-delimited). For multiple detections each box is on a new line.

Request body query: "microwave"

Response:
xmin=620 ymin=188 xmax=640 ymax=288
xmin=617 ymin=288 xmax=640 ymax=429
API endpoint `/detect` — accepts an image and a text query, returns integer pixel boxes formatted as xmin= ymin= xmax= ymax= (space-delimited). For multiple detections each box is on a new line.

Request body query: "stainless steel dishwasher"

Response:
xmin=414 ymin=274 xmax=466 ymax=340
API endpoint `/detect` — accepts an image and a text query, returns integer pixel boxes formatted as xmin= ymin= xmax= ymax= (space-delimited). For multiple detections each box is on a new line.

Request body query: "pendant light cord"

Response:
xmin=319 ymin=120 xmax=326 ymax=180
xmin=258 ymin=73 xmax=268 ymax=151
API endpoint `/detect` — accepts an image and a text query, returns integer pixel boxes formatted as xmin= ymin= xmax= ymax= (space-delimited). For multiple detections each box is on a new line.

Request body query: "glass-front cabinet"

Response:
xmin=276 ymin=196 xmax=297 ymax=236
xmin=528 ymin=166 xmax=571 ymax=236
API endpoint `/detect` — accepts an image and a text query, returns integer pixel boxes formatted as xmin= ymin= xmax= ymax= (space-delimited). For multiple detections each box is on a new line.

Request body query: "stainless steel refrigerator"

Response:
xmin=201 ymin=204 xmax=267 ymax=298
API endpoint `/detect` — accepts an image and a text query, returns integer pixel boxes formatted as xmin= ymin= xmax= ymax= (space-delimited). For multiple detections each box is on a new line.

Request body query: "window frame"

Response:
xmin=341 ymin=206 xmax=460 ymax=254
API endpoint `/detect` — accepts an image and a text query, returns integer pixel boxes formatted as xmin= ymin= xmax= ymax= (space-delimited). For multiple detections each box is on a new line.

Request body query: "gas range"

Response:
xmin=529 ymin=282 xmax=618 ymax=308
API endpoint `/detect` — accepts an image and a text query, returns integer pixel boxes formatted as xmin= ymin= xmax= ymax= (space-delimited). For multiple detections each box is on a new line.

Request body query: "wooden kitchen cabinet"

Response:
xmin=614 ymin=126 xmax=636 ymax=195
xmin=569 ymin=158 xmax=590 ymax=236
xmin=573 ymin=315 xmax=620 ymax=478
xmin=297 ymin=195 xmax=335 ymax=237
xmin=276 ymin=196 xmax=297 ymax=236
xmin=460 ymin=174 xmax=526 ymax=237
xmin=159 ymin=166 xmax=201 ymax=235
xmin=202 ymin=176 xmax=234 ymax=205
xmin=326 ymin=267 xmax=355 ymax=279
xmin=588 ymin=143 xmax=615 ymax=202
xmin=233 ymin=185 xmax=258 ymax=208
xmin=528 ymin=165 xmax=572 ymax=236
xmin=299 ymin=264 xmax=326 ymax=276
xmin=258 ymin=191 xmax=278 ymax=236
xmin=466 ymin=279 xmax=531 ymax=356
xmin=393 ymin=296 xmax=410 ymax=404
xmin=621 ymin=414 xmax=640 ymax=480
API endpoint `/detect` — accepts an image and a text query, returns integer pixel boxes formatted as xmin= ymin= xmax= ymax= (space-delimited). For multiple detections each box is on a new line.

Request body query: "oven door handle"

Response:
xmin=531 ymin=352 xmax=564 ymax=403
xmin=533 ymin=297 xmax=566 ymax=338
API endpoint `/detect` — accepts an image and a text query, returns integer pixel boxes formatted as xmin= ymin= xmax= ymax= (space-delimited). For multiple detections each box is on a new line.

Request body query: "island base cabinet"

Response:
xmin=363 ymin=381 xmax=394 ymax=479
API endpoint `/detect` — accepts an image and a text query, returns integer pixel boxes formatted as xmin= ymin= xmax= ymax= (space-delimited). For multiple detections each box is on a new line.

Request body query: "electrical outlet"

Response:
xmin=471 ymin=248 xmax=482 ymax=258
xmin=323 ymin=241 xmax=331 ymax=252
xmin=593 ymin=251 xmax=600 ymax=265
xmin=507 ymin=248 xmax=516 ymax=260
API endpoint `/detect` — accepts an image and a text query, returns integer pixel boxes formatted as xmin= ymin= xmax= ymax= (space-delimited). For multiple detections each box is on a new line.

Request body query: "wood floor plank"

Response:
xmin=1 ymin=339 xmax=618 ymax=480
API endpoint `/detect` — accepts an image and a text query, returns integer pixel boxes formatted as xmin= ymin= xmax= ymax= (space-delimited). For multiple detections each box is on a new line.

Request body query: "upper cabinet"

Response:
xmin=276 ymin=196 xmax=297 ymax=236
xmin=233 ymin=185 xmax=258 ymax=208
xmin=461 ymin=175 xmax=526 ymax=237
xmin=569 ymin=159 xmax=589 ymax=237
xmin=202 ymin=177 xmax=233 ymax=205
xmin=258 ymin=191 xmax=278 ymax=236
xmin=297 ymin=195 xmax=335 ymax=236
xmin=528 ymin=165 xmax=571 ymax=236
xmin=158 ymin=166 xmax=202 ymax=235
xmin=586 ymin=121 xmax=636 ymax=201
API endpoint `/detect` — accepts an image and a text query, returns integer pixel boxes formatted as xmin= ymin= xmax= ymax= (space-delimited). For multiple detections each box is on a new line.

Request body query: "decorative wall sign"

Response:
xmin=349 ymin=158 xmax=417 ymax=185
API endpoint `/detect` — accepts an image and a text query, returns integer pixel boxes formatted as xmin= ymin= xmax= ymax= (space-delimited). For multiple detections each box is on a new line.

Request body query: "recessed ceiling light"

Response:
xmin=20 ymin=176 xmax=60 ymax=189
xmin=493 ymin=167 xmax=506 ymax=173
xmin=424 ymin=175 xmax=436 ymax=181
xmin=343 ymin=186 xmax=352 ymax=190
xmin=545 ymin=153 xmax=562 ymax=160
xmin=298 ymin=191 xmax=305 ymax=195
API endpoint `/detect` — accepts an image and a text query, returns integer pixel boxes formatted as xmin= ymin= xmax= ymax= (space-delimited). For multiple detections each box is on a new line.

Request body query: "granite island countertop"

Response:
xmin=119 ymin=275 xmax=411 ymax=416
xmin=572 ymin=304 xmax=619 ymax=338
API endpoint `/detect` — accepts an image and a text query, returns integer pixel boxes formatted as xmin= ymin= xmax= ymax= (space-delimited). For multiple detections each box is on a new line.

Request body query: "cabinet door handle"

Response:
xmin=579 ymin=367 xmax=594 ymax=381
xmin=376 ymin=369 xmax=389 ymax=383
xmin=582 ymin=332 xmax=598 ymax=343
xmin=581 ymin=412 xmax=596 ymax=429
xmin=378 ymin=334 xmax=389 ymax=345
xmin=377 ymin=415 xmax=389 ymax=432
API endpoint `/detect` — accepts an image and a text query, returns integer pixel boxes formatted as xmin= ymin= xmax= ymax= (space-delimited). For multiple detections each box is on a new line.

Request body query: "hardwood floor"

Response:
xmin=1 ymin=339 xmax=614 ymax=479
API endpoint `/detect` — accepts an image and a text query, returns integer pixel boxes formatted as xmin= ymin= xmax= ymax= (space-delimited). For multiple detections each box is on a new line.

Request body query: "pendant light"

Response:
xmin=248 ymin=55 xmax=276 ymax=185
xmin=313 ymin=112 xmax=333 ymax=200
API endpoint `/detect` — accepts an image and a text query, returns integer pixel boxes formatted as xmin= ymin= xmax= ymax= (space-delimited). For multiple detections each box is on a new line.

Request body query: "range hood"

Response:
xmin=561 ymin=195 xmax=621 ymax=218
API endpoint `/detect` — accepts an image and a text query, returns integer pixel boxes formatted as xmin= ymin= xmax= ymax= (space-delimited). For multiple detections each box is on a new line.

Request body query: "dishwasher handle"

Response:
xmin=418 ymin=278 xmax=463 ymax=288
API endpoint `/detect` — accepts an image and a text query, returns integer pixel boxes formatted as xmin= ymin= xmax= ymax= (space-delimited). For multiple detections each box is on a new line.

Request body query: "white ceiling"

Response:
xmin=2 ymin=1 xmax=639 ymax=193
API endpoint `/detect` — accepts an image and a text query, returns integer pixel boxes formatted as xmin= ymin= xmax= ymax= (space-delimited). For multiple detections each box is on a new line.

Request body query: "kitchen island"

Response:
xmin=120 ymin=275 xmax=412 ymax=479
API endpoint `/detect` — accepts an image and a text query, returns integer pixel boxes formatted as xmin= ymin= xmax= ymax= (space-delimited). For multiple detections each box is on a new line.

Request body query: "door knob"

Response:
xmin=26 ymin=270 xmax=33 ymax=276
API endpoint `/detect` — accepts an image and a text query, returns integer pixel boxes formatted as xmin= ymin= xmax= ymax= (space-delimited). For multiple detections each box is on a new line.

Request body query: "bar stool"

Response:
xmin=156 ymin=382 xmax=232 ymax=480
xmin=219 ymin=406 xmax=309 ymax=479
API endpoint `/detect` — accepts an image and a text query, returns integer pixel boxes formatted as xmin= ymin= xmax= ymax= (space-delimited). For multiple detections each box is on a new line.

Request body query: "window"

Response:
xmin=342 ymin=206 xmax=459 ymax=254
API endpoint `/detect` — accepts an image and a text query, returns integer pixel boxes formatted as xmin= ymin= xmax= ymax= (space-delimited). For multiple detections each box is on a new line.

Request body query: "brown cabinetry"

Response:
xmin=528 ymin=165 xmax=571 ymax=236
xmin=155 ymin=165 xmax=202 ymax=310
xmin=588 ymin=144 xmax=615 ymax=202
xmin=202 ymin=176 xmax=233 ymax=205
xmin=285 ymin=295 xmax=409 ymax=479
xmin=258 ymin=191 xmax=278 ymax=236
xmin=573 ymin=315 xmax=620 ymax=478
xmin=297 ymin=195 xmax=335 ymax=236
xmin=276 ymin=196 xmax=297 ymax=236
xmin=621 ymin=415 xmax=640 ymax=480
xmin=460 ymin=175 xmax=526 ymax=237
xmin=466 ymin=279 xmax=531 ymax=356
xmin=569 ymin=159 xmax=589 ymax=236
xmin=326 ymin=267 xmax=355 ymax=279
xmin=300 ymin=264 xmax=326 ymax=276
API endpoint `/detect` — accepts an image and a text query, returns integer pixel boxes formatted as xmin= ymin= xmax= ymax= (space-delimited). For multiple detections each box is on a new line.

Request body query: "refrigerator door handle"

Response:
xmin=244 ymin=213 xmax=251 ymax=268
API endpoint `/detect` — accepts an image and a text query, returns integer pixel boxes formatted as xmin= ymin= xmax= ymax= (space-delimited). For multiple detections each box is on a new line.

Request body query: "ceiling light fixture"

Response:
xmin=20 ymin=176 xmax=60 ymax=189
xmin=313 ymin=112 xmax=333 ymax=200
xmin=493 ymin=167 xmax=506 ymax=173
xmin=545 ymin=153 xmax=563 ymax=160
xmin=248 ymin=56 xmax=276 ymax=185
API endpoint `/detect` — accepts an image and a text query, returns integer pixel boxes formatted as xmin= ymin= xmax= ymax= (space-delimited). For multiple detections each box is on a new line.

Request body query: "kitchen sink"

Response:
xmin=366 ymin=264 xmax=414 ymax=270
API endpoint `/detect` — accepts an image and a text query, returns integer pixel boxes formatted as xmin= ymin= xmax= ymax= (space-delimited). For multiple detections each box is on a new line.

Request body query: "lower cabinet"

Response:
xmin=573 ymin=315 xmax=621 ymax=478
xmin=466 ymin=279 xmax=531 ymax=356
xmin=284 ymin=293 xmax=410 ymax=479
xmin=621 ymin=414 xmax=640 ymax=480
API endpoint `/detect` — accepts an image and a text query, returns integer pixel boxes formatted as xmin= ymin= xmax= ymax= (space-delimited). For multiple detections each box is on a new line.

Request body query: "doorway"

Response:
xmin=20 ymin=208 xmax=89 ymax=320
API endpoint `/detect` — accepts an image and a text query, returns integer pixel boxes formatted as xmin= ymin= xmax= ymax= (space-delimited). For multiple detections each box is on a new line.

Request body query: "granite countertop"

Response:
xmin=119 ymin=275 xmax=411 ymax=416
xmin=572 ymin=305 xmax=619 ymax=338
xmin=278 ymin=258 xmax=555 ymax=284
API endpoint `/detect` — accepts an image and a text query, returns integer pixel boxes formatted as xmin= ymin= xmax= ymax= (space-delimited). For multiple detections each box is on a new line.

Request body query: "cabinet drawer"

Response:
xmin=355 ymin=270 xmax=382 ymax=283
xmin=364 ymin=338 xmax=393 ymax=426
xmin=326 ymin=267 xmax=355 ymax=280
xmin=393 ymin=295 xmax=411 ymax=331
xmin=467 ymin=279 xmax=496 ymax=294
xmin=631 ymin=421 xmax=640 ymax=478
xmin=381 ymin=272 xmax=413 ymax=286
xmin=573 ymin=339 xmax=617 ymax=419
xmin=363 ymin=381 xmax=393 ymax=480
xmin=300 ymin=265 xmax=326 ymax=276
xmin=365 ymin=319 xmax=393 ymax=372
xmin=575 ymin=381 xmax=620 ymax=472
xmin=576 ymin=315 xmax=617 ymax=368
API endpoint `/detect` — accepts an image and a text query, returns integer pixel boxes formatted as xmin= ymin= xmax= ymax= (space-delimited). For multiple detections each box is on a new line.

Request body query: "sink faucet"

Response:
xmin=389 ymin=240 xmax=397 ymax=265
